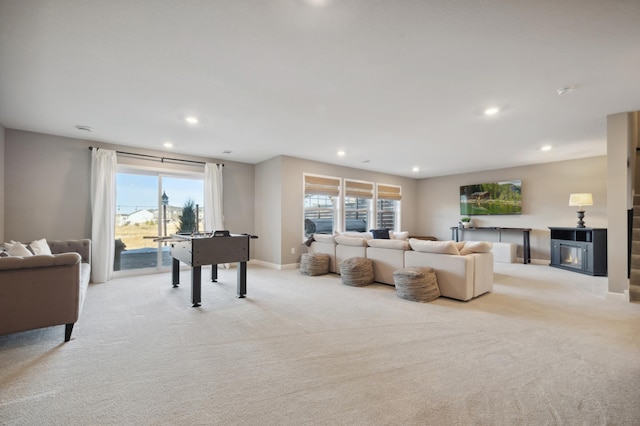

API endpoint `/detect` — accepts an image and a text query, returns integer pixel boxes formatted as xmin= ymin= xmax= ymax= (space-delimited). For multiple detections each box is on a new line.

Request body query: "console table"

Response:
xmin=450 ymin=226 xmax=531 ymax=264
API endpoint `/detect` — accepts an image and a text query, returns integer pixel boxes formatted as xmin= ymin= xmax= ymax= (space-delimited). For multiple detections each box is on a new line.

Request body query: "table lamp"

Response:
xmin=568 ymin=193 xmax=593 ymax=228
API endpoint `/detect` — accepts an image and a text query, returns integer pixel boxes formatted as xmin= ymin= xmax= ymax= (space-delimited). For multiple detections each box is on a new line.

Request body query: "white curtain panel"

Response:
xmin=91 ymin=148 xmax=117 ymax=283
xmin=204 ymin=163 xmax=228 ymax=268
xmin=204 ymin=163 xmax=224 ymax=232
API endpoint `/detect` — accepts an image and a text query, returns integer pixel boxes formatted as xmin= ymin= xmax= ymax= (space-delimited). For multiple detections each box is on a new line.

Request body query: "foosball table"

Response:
xmin=168 ymin=231 xmax=258 ymax=307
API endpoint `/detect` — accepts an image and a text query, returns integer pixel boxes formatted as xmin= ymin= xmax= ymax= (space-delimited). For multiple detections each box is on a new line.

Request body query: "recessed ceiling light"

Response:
xmin=222 ymin=150 xmax=232 ymax=154
xmin=484 ymin=107 xmax=500 ymax=116
xmin=412 ymin=166 xmax=421 ymax=173
xmin=363 ymin=160 xmax=370 ymax=164
xmin=163 ymin=142 xmax=173 ymax=148
xmin=541 ymin=145 xmax=552 ymax=151
xmin=304 ymin=0 xmax=331 ymax=7
xmin=557 ymin=86 xmax=575 ymax=96
xmin=185 ymin=116 xmax=199 ymax=124
xmin=337 ymin=150 xmax=346 ymax=157
xmin=75 ymin=125 xmax=93 ymax=132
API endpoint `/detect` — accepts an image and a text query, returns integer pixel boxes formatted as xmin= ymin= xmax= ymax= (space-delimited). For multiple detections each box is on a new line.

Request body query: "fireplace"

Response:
xmin=549 ymin=227 xmax=607 ymax=276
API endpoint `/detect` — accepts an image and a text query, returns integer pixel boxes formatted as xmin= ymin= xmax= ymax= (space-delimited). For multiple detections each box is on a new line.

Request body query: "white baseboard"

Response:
xmin=250 ymin=259 xmax=299 ymax=270
xmin=607 ymin=291 xmax=629 ymax=302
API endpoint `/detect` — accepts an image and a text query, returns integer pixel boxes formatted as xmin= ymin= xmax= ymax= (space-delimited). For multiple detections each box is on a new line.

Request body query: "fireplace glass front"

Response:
xmin=560 ymin=245 xmax=583 ymax=270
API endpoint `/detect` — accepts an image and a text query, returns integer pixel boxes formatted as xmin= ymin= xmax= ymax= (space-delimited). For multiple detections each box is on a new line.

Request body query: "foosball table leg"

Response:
xmin=172 ymin=258 xmax=180 ymax=288
xmin=191 ymin=266 xmax=202 ymax=307
xmin=211 ymin=264 xmax=218 ymax=282
xmin=237 ymin=261 xmax=247 ymax=298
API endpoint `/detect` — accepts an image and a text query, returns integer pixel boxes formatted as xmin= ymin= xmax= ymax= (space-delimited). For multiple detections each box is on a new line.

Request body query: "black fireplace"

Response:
xmin=549 ymin=227 xmax=607 ymax=276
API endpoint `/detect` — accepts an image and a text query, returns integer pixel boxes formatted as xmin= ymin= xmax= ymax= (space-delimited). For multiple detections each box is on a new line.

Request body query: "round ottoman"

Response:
xmin=300 ymin=253 xmax=330 ymax=276
xmin=339 ymin=257 xmax=374 ymax=287
xmin=393 ymin=266 xmax=440 ymax=302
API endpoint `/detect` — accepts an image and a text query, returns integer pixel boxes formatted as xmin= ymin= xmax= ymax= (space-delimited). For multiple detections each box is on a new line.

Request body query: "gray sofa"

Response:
xmin=0 ymin=239 xmax=91 ymax=342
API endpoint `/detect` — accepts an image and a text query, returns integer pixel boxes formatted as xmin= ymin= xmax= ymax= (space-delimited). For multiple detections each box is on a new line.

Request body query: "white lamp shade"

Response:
xmin=569 ymin=193 xmax=593 ymax=209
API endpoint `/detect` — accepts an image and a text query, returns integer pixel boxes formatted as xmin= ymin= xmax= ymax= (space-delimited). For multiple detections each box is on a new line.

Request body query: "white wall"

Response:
xmin=417 ymin=156 xmax=607 ymax=262
xmin=4 ymin=129 xmax=254 ymax=242
xmin=254 ymin=157 xmax=283 ymax=265
xmin=607 ymin=112 xmax=632 ymax=294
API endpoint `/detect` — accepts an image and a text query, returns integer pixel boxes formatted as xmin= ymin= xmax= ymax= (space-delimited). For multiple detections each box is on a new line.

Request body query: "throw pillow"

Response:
xmin=5 ymin=241 xmax=34 ymax=257
xmin=370 ymin=229 xmax=390 ymax=239
xmin=408 ymin=239 xmax=460 ymax=255
xmin=460 ymin=241 xmax=493 ymax=255
xmin=390 ymin=231 xmax=409 ymax=241
xmin=29 ymin=238 xmax=52 ymax=255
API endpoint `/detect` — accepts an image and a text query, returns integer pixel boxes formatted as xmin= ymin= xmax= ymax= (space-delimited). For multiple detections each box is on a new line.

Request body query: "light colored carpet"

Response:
xmin=1 ymin=263 xmax=639 ymax=425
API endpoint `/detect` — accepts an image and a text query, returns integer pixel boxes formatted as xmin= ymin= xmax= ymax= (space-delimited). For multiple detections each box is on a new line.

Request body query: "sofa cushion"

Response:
xmin=29 ymin=238 xmax=53 ymax=256
xmin=335 ymin=235 xmax=369 ymax=247
xmin=337 ymin=231 xmax=373 ymax=240
xmin=409 ymin=239 xmax=460 ymax=255
xmin=370 ymin=228 xmax=390 ymax=239
xmin=313 ymin=234 xmax=336 ymax=244
xmin=367 ymin=239 xmax=410 ymax=250
xmin=460 ymin=241 xmax=493 ymax=255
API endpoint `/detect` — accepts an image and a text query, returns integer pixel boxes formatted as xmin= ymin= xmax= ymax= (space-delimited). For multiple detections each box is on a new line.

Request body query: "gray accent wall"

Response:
xmin=4 ymin=129 xmax=254 ymax=242
xmin=416 ymin=156 xmax=608 ymax=262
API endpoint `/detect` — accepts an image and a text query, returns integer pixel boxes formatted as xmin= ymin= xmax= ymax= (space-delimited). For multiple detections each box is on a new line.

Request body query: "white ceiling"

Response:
xmin=1 ymin=0 xmax=639 ymax=178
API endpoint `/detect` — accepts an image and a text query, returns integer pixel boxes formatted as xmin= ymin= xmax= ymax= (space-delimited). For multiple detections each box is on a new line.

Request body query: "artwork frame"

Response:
xmin=460 ymin=179 xmax=522 ymax=215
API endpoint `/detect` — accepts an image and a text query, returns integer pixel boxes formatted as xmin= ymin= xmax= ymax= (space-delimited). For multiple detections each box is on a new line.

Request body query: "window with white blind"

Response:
xmin=303 ymin=174 xmax=341 ymax=237
xmin=376 ymin=184 xmax=401 ymax=231
xmin=343 ymin=179 xmax=373 ymax=233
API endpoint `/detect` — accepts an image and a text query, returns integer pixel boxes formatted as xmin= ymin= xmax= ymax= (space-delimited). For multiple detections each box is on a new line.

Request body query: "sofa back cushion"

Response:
xmin=367 ymin=239 xmax=410 ymax=250
xmin=409 ymin=239 xmax=460 ymax=255
xmin=335 ymin=235 xmax=369 ymax=247
xmin=312 ymin=234 xmax=336 ymax=244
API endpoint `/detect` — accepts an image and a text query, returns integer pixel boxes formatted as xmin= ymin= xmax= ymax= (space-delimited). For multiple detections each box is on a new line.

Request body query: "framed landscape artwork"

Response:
xmin=460 ymin=180 xmax=522 ymax=215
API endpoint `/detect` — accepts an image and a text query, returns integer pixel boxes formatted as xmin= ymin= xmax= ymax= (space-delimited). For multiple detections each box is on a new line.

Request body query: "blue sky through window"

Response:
xmin=116 ymin=173 xmax=204 ymax=215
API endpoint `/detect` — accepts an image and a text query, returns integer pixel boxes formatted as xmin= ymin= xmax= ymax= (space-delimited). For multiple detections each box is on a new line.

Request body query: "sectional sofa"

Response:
xmin=308 ymin=232 xmax=494 ymax=301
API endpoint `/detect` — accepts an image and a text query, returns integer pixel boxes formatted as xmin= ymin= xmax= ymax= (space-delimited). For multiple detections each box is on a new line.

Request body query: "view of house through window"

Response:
xmin=303 ymin=174 xmax=340 ymax=237
xmin=376 ymin=184 xmax=401 ymax=231
xmin=115 ymin=171 xmax=204 ymax=272
xmin=344 ymin=179 xmax=373 ymax=233
xmin=303 ymin=174 xmax=401 ymax=238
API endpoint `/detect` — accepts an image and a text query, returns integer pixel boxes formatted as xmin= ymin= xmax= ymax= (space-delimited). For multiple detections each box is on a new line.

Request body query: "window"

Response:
xmin=115 ymin=168 xmax=204 ymax=273
xmin=343 ymin=179 xmax=373 ymax=233
xmin=303 ymin=174 xmax=340 ymax=237
xmin=376 ymin=184 xmax=401 ymax=231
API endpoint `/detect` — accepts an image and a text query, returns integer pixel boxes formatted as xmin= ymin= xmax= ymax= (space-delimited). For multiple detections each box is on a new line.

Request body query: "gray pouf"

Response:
xmin=300 ymin=253 xmax=330 ymax=276
xmin=339 ymin=257 xmax=374 ymax=287
xmin=393 ymin=266 xmax=440 ymax=302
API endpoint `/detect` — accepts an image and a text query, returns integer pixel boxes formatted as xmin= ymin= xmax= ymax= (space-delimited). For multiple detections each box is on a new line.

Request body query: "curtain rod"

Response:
xmin=88 ymin=147 xmax=223 ymax=167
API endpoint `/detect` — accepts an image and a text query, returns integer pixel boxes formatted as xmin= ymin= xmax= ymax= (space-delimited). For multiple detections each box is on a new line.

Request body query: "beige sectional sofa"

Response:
xmin=0 ymin=239 xmax=91 ymax=341
xmin=308 ymin=233 xmax=493 ymax=301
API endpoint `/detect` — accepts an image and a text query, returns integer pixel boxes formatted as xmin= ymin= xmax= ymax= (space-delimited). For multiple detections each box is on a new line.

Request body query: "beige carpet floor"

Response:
xmin=1 ymin=263 xmax=639 ymax=425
